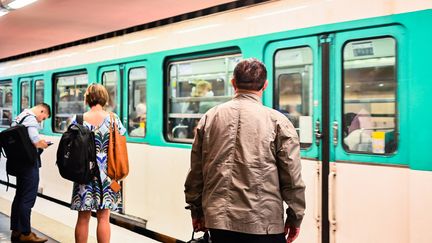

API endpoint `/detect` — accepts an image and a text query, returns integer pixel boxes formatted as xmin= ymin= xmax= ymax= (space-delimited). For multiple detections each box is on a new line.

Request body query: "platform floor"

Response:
xmin=0 ymin=212 xmax=58 ymax=243
xmin=0 ymin=184 xmax=158 ymax=243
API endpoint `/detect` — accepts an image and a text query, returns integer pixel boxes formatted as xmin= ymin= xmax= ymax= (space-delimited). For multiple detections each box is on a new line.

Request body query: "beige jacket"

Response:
xmin=184 ymin=93 xmax=305 ymax=234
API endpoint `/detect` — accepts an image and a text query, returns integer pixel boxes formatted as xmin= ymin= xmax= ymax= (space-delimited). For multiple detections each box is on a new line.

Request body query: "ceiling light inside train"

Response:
xmin=2 ymin=0 xmax=38 ymax=9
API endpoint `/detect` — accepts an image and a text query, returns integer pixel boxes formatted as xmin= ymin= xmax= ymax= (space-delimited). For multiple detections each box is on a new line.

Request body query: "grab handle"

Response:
xmin=328 ymin=165 xmax=337 ymax=231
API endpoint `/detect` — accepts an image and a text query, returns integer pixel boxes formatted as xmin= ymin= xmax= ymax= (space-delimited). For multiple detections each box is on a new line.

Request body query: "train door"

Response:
xmin=121 ymin=61 xmax=148 ymax=215
xmin=265 ymin=36 xmax=321 ymax=243
xmin=266 ymin=25 xmax=406 ymax=243
xmin=329 ymin=26 xmax=408 ymax=243
xmin=98 ymin=61 xmax=148 ymax=214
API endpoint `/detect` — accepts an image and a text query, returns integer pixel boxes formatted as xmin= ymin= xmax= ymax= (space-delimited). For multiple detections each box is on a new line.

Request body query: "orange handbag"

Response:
xmin=107 ymin=113 xmax=129 ymax=192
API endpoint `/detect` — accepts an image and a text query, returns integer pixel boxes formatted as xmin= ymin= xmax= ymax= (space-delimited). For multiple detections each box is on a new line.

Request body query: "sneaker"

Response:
xmin=11 ymin=230 xmax=21 ymax=241
xmin=18 ymin=232 xmax=48 ymax=243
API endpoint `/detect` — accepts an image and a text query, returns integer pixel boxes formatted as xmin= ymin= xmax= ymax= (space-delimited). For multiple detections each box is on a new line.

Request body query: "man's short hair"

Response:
xmin=37 ymin=103 xmax=51 ymax=118
xmin=233 ymin=58 xmax=267 ymax=91
xmin=85 ymin=83 xmax=109 ymax=107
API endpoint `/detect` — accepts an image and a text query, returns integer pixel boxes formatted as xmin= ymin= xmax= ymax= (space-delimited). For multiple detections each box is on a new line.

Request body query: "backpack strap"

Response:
xmin=0 ymin=148 xmax=9 ymax=191
xmin=16 ymin=114 xmax=33 ymax=125
xmin=76 ymin=114 xmax=84 ymax=125
xmin=6 ymin=173 xmax=10 ymax=192
xmin=109 ymin=112 xmax=115 ymax=129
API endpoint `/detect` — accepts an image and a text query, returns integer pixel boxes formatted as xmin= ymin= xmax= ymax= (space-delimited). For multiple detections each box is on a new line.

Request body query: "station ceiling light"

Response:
xmin=6 ymin=0 xmax=37 ymax=9
xmin=0 ymin=0 xmax=38 ymax=15
xmin=0 ymin=8 xmax=8 ymax=17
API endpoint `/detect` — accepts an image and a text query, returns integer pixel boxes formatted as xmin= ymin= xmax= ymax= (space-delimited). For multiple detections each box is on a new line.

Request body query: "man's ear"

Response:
xmin=261 ymin=80 xmax=269 ymax=91
xmin=231 ymin=79 xmax=237 ymax=90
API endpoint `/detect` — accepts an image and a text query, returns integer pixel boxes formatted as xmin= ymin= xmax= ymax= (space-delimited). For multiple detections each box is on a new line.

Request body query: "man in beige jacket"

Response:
xmin=184 ymin=58 xmax=305 ymax=243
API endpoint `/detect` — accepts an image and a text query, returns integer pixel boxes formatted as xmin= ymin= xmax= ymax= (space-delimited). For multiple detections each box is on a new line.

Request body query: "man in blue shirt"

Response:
xmin=10 ymin=103 xmax=51 ymax=243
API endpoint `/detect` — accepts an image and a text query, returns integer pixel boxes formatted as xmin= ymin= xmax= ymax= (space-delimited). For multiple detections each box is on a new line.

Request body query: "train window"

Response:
xmin=34 ymin=79 xmax=44 ymax=105
xmin=0 ymin=80 xmax=12 ymax=127
xmin=102 ymin=71 xmax=118 ymax=113
xmin=54 ymin=72 xmax=88 ymax=132
xmin=274 ymin=47 xmax=313 ymax=148
xmin=167 ymin=54 xmax=241 ymax=143
xmin=342 ymin=37 xmax=397 ymax=154
xmin=128 ymin=67 xmax=147 ymax=137
xmin=20 ymin=81 xmax=30 ymax=112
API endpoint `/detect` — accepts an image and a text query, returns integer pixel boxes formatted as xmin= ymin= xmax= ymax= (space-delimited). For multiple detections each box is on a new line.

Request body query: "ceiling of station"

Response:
xmin=0 ymin=0 xmax=235 ymax=60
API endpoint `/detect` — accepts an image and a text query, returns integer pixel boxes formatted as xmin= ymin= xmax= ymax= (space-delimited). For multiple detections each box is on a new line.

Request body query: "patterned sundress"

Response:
xmin=70 ymin=114 xmax=126 ymax=212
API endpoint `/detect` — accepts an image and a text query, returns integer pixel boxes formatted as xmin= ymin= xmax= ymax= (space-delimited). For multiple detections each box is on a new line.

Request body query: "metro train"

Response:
xmin=1 ymin=0 xmax=432 ymax=242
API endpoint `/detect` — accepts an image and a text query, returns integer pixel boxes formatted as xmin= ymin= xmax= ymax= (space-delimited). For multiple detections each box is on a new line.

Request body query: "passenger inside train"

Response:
xmin=130 ymin=103 xmax=147 ymax=137
xmin=343 ymin=109 xmax=373 ymax=152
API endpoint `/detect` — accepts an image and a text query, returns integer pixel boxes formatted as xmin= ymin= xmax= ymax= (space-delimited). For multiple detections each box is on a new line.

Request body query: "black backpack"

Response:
xmin=56 ymin=114 xmax=97 ymax=184
xmin=0 ymin=114 xmax=38 ymax=176
xmin=187 ymin=231 xmax=211 ymax=243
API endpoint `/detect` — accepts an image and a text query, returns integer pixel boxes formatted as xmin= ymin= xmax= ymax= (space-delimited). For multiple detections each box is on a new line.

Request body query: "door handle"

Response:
xmin=315 ymin=119 xmax=322 ymax=146
xmin=328 ymin=164 xmax=337 ymax=231
xmin=314 ymin=163 xmax=321 ymax=229
xmin=332 ymin=121 xmax=338 ymax=146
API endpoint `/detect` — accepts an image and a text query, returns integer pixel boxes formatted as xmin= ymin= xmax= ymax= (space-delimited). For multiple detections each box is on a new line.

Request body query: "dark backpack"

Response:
xmin=0 ymin=114 xmax=38 ymax=176
xmin=56 ymin=114 xmax=97 ymax=184
xmin=187 ymin=231 xmax=211 ymax=243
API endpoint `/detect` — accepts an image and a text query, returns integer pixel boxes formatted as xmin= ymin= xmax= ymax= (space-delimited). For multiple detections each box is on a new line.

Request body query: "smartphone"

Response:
xmin=47 ymin=141 xmax=54 ymax=146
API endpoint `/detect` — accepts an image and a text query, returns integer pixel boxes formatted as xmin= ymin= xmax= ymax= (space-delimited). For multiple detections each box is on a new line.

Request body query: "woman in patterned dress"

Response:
xmin=71 ymin=84 xmax=126 ymax=243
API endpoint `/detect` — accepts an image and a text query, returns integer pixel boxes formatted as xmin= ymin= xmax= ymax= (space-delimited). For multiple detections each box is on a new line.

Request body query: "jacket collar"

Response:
xmin=233 ymin=92 xmax=262 ymax=103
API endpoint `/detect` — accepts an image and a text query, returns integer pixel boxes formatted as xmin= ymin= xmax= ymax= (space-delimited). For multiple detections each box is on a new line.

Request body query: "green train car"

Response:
xmin=0 ymin=0 xmax=431 ymax=242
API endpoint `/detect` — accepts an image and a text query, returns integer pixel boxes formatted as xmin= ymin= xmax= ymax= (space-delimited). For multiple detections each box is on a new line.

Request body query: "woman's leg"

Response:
xmin=75 ymin=211 xmax=91 ymax=243
xmin=96 ymin=209 xmax=110 ymax=243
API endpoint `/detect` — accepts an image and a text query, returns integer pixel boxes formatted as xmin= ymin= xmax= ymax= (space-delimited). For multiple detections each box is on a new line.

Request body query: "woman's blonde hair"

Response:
xmin=192 ymin=80 xmax=212 ymax=97
xmin=85 ymin=83 xmax=109 ymax=107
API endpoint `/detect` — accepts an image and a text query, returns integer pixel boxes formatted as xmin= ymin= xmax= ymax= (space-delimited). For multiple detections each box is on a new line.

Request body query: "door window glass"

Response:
xmin=34 ymin=80 xmax=44 ymax=105
xmin=342 ymin=37 xmax=397 ymax=154
xmin=128 ymin=67 xmax=147 ymax=137
xmin=275 ymin=47 xmax=313 ymax=148
xmin=102 ymin=71 xmax=118 ymax=113
xmin=20 ymin=81 xmax=30 ymax=111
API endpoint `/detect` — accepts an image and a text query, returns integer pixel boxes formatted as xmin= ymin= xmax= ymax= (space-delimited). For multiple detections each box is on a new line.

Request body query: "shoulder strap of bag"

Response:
xmin=76 ymin=114 xmax=84 ymax=125
xmin=16 ymin=114 xmax=33 ymax=125
xmin=109 ymin=112 xmax=115 ymax=129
